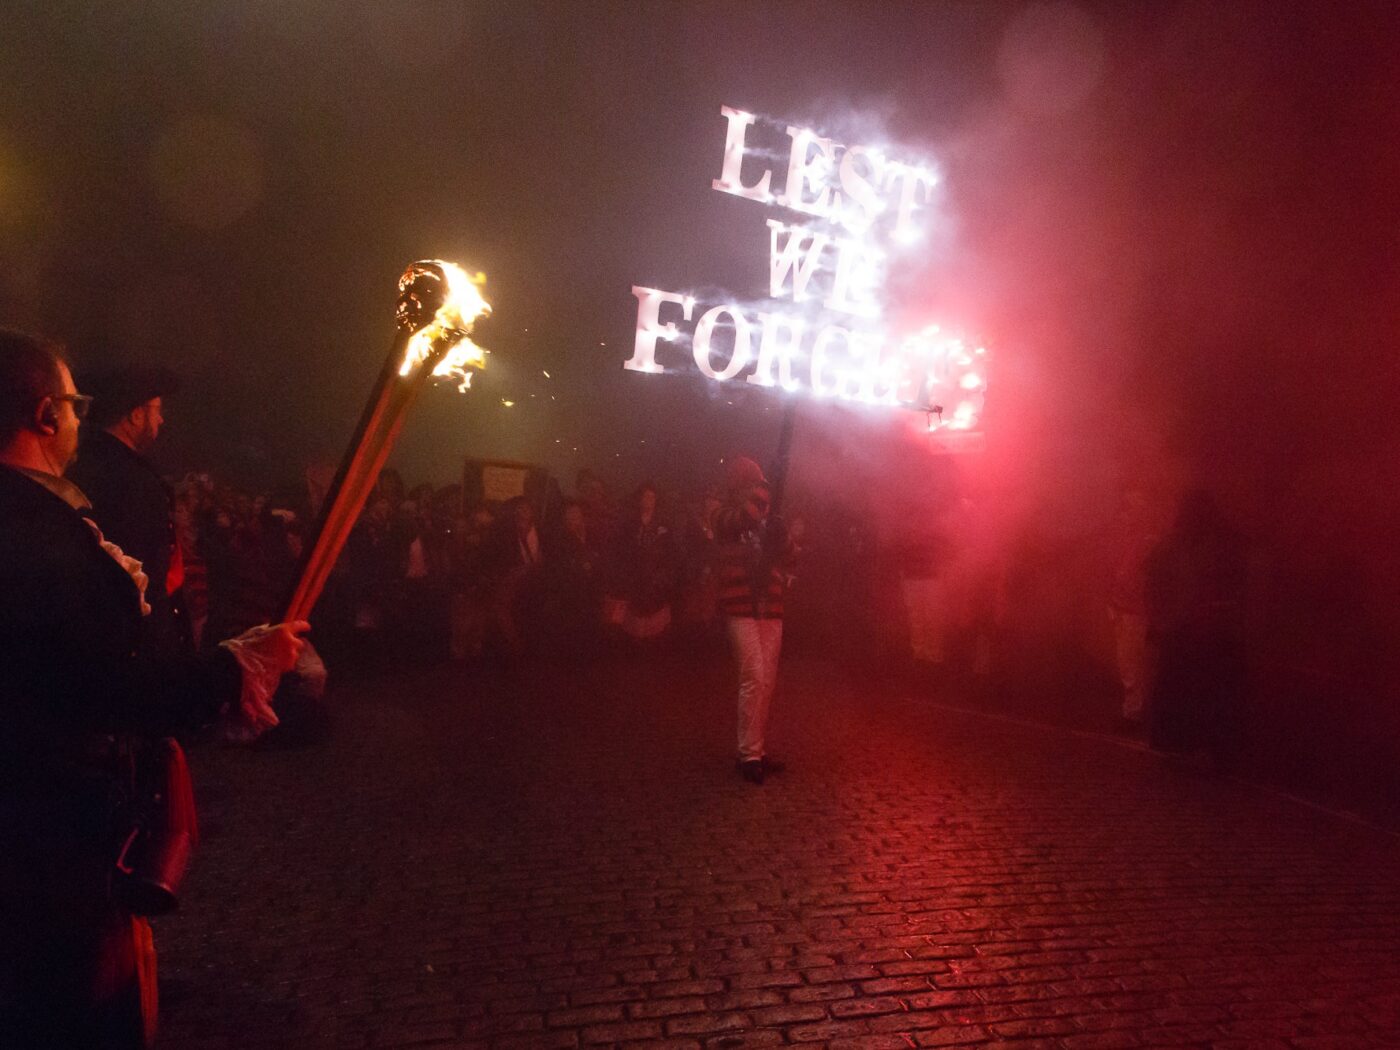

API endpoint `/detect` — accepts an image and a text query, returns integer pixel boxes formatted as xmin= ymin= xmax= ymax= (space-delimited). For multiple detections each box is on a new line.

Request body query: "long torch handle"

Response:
xmin=283 ymin=330 xmax=417 ymax=623
xmin=280 ymin=258 xmax=487 ymax=624
xmin=753 ymin=398 xmax=799 ymax=606
xmin=767 ymin=398 xmax=798 ymax=520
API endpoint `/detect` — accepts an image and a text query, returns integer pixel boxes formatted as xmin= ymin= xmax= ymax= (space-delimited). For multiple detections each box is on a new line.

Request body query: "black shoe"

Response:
xmin=738 ymin=759 xmax=764 ymax=785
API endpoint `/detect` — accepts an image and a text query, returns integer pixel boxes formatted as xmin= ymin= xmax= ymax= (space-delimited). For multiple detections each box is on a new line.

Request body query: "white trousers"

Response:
xmin=727 ymin=616 xmax=783 ymax=761
xmin=1111 ymin=609 xmax=1151 ymax=720
xmin=901 ymin=575 xmax=948 ymax=664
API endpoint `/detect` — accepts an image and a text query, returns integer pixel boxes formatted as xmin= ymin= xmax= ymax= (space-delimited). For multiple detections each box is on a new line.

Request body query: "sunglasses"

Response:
xmin=51 ymin=394 xmax=94 ymax=421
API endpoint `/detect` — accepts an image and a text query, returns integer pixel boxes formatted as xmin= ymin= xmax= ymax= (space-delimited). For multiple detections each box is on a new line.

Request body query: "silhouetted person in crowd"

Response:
xmin=202 ymin=488 xmax=297 ymax=645
xmin=447 ymin=502 xmax=494 ymax=660
xmin=375 ymin=466 xmax=405 ymax=512
xmin=0 ymin=331 xmax=307 ymax=1048
xmin=1145 ymin=489 xmax=1248 ymax=767
xmin=676 ymin=485 xmax=723 ymax=639
xmin=612 ymin=481 xmax=678 ymax=641
xmin=272 ymin=455 xmax=336 ymax=536
xmin=69 ymin=365 xmax=188 ymax=656
xmin=488 ymin=496 xmax=544 ymax=656
xmin=345 ymin=492 xmax=398 ymax=640
xmin=823 ymin=501 xmax=880 ymax=669
xmin=1108 ymin=488 xmax=1159 ymax=730
xmin=575 ymin=467 xmax=617 ymax=551
xmin=399 ymin=482 xmax=447 ymax=655
xmin=545 ymin=498 xmax=602 ymax=655
xmin=897 ymin=499 xmax=952 ymax=675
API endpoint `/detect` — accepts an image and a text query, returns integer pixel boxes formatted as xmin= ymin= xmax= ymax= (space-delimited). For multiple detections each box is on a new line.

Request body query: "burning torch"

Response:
xmin=284 ymin=260 xmax=490 ymax=623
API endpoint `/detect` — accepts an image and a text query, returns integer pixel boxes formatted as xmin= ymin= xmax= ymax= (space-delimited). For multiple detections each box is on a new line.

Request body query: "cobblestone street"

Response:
xmin=160 ymin=653 xmax=1400 ymax=1050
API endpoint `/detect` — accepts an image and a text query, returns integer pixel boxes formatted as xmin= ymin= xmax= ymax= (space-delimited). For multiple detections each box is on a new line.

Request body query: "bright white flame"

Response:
xmin=400 ymin=263 xmax=491 ymax=392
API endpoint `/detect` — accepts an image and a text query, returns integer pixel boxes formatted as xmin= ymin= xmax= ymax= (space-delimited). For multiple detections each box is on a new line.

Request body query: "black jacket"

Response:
xmin=68 ymin=430 xmax=174 ymax=593
xmin=0 ymin=464 xmax=239 ymax=885
xmin=0 ymin=465 xmax=243 ymax=1041
xmin=0 ymin=465 xmax=236 ymax=763
xmin=68 ymin=429 xmax=188 ymax=651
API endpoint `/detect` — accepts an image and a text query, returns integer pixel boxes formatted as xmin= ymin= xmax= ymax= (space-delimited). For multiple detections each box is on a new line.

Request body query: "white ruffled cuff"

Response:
xmin=218 ymin=625 xmax=284 ymax=743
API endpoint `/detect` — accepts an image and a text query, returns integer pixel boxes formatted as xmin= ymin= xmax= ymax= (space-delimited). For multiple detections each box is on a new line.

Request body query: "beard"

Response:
xmin=127 ymin=422 xmax=159 ymax=452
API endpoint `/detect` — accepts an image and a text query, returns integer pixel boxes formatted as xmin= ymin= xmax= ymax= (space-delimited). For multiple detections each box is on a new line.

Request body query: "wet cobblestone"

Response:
xmin=159 ymin=654 xmax=1400 ymax=1049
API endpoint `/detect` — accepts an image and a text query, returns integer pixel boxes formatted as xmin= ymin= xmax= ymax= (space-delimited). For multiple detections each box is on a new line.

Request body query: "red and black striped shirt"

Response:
xmin=713 ymin=506 xmax=794 ymax=619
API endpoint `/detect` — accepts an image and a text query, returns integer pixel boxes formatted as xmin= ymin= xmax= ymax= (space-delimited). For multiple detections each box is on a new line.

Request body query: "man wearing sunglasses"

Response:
xmin=0 ymin=330 xmax=309 ymax=1047
xmin=714 ymin=456 xmax=796 ymax=785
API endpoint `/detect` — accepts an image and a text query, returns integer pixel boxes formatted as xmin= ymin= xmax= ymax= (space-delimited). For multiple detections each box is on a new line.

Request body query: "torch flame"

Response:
xmin=397 ymin=261 xmax=492 ymax=391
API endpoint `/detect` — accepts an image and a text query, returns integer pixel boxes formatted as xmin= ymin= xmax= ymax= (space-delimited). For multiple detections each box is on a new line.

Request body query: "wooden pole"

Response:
xmin=283 ymin=261 xmax=468 ymax=622
xmin=283 ymin=330 xmax=419 ymax=622
xmin=767 ymin=397 xmax=798 ymax=520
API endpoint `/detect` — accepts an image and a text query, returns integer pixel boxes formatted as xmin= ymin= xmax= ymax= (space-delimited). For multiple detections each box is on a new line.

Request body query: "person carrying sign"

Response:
xmin=713 ymin=456 xmax=796 ymax=785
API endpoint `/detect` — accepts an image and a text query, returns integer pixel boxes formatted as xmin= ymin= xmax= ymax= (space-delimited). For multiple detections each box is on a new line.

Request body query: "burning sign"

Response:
xmin=626 ymin=105 xmax=986 ymax=431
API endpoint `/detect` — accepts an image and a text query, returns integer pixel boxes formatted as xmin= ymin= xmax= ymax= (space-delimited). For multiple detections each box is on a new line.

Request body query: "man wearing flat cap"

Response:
xmin=69 ymin=365 xmax=188 ymax=655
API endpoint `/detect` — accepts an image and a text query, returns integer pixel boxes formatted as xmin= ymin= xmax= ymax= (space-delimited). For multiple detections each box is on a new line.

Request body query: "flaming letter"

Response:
xmin=767 ymin=219 xmax=830 ymax=302
xmin=887 ymin=165 xmax=938 ymax=240
xmin=712 ymin=106 xmax=773 ymax=203
xmin=781 ymin=125 xmax=838 ymax=216
xmin=826 ymin=236 xmax=884 ymax=318
xmin=810 ymin=323 xmax=853 ymax=398
xmin=838 ymin=145 xmax=884 ymax=229
xmin=851 ymin=331 xmax=900 ymax=404
xmin=626 ymin=286 xmax=694 ymax=374
xmin=749 ymin=311 xmax=805 ymax=390
xmin=693 ymin=304 xmax=753 ymax=382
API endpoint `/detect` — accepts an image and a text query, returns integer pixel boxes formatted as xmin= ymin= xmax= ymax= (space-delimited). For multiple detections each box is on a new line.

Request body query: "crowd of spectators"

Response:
xmin=168 ymin=456 xmax=1248 ymax=771
xmin=169 ymin=465 xmax=747 ymax=670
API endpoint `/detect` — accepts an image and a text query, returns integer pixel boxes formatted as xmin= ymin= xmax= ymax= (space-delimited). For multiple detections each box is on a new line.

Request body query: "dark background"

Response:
xmin=3 ymin=1 xmax=1398 ymax=807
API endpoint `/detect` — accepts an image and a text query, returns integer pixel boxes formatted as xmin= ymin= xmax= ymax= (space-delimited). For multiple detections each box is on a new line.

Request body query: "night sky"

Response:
xmin=4 ymin=1 xmax=1400 ymax=628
